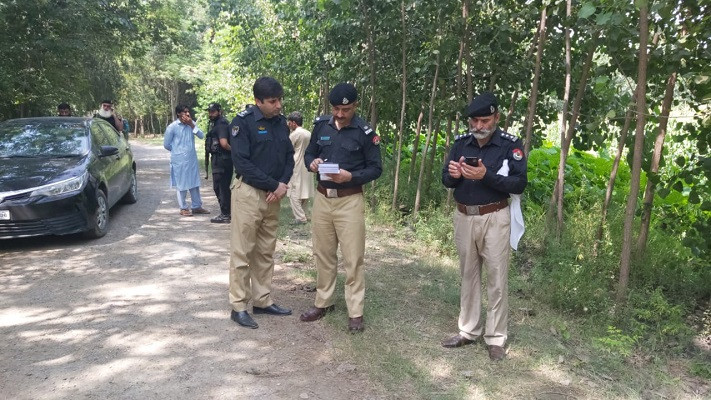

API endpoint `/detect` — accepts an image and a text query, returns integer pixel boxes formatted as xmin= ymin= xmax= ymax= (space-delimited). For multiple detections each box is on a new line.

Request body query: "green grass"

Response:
xmin=273 ymin=203 xmax=710 ymax=399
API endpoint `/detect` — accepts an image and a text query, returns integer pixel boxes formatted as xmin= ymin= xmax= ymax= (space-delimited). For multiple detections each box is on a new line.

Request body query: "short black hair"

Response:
xmin=253 ymin=77 xmax=283 ymax=101
xmin=287 ymin=111 xmax=303 ymax=126
xmin=57 ymin=103 xmax=70 ymax=110
xmin=101 ymin=99 xmax=113 ymax=105
xmin=175 ymin=105 xmax=190 ymax=115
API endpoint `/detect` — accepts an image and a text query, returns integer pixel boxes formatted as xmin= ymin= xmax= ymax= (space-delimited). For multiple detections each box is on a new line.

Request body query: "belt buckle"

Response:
xmin=326 ymin=188 xmax=338 ymax=198
xmin=465 ymin=205 xmax=480 ymax=215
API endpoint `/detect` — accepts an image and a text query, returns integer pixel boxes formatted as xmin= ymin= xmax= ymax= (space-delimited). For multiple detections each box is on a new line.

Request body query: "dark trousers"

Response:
xmin=212 ymin=158 xmax=233 ymax=216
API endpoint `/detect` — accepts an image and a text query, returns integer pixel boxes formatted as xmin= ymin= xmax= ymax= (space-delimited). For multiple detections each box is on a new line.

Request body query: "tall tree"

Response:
xmin=617 ymin=3 xmax=650 ymax=304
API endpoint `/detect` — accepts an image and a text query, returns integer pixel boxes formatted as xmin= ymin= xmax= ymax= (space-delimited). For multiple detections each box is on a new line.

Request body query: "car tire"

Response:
xmin=84 ymin=189 xmax=109 ymax=239
xmin=121 ymin=168 xmax=138 ymax=204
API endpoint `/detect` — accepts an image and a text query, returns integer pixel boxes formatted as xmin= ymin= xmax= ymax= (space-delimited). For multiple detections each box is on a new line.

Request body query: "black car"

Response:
xmin=0 ymin=117 xmax=137 ymax=239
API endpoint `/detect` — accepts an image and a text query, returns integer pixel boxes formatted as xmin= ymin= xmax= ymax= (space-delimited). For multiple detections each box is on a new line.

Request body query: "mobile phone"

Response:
xmin=464 ymin=156 xmax=479 ymax=166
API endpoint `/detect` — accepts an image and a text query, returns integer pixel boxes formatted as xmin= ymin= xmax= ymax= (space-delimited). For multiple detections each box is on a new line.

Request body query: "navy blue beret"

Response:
xmin=329 ymin=83 xmax=358 ymax=106
xmin=466 ymin=92 xmax=498 ymax=118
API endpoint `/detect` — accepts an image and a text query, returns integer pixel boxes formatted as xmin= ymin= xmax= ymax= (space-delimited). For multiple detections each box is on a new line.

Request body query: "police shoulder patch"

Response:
xmin=314 ymin=115 xmax=330 ymax=125
xmin=363 ymin=126 xmax=373 ymax=135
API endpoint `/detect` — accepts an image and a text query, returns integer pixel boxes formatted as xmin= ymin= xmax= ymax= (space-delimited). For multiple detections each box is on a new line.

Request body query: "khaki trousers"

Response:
xmin=228 ymin=180 xmax=280 ymax=312
xmin=453 ymin=206 xmax=511 ymax=347
xmin=289 ymin=193 xmax=308 ymax=222
xmin=311 ymin=191 xmax=365 ymax=318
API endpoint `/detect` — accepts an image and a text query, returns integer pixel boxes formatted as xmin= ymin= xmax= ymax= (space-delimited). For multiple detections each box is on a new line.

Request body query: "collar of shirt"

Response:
xmin=327 ymin=115 xmax=358 ymax=130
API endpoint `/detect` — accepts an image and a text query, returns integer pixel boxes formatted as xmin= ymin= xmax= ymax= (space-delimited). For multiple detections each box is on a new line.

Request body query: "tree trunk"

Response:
xmin=551 ymin=33 xmax=599 ymax=235
xmin=392 ymin=0 xmax=408 ymax=212
xmin=558 ymin=0 xmax=572 ymax=149
xmin=523 ymin=6 xmax=547 ymax=155
xmin=593 ymin=104 xmax=635 ymax=255
xmin=637 ymin=72 xmax=676 ymax=257
xmin=362 ymin=0 xmax=378 ymax=131
xmin=408 ymin=106 xmax=425 ymax=184
xmin=504 ymin=89 xmax=518 ymax=132
xmin=414 ymin=47 xmax=441 ymax=218
xmin=617 ymin=4 xmax=649 ymax=304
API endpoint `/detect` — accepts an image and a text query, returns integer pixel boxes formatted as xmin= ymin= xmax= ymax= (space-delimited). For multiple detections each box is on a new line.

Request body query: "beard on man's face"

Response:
xmin=98 ymin=108 xmax=112 ymax=118
xmin=471 ymin=126 xmax=495 ymax=140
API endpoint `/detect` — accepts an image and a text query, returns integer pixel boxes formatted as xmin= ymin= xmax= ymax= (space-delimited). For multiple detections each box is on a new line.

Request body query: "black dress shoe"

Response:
xmin=252 ymin=304 xmax=292 ymax=316
xmin=231 ymin=310 xmax=258 ymax=329
xmin=441 ymin=334 xmax=475 ymax=348
xmin=210 ymin=214 xmax=231 ymax=223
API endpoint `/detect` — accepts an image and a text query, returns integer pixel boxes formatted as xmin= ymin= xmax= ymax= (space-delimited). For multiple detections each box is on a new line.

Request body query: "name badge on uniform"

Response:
xmin=258 ymin=125 xmax=268 ymax=135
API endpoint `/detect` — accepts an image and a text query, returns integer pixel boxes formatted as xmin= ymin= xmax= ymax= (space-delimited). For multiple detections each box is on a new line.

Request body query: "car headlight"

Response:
xmin=31 ymin=171 xmax=88 ymax=198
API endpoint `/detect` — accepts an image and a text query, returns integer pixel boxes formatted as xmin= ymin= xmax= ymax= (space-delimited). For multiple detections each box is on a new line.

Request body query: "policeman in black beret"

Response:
xmin=440 ymin=91 xmax=527 ymax=361
xmin=300 ymin=82 xmax=382 ymax=333
xmin=227 ymin=77 xmax=295 ymax=329
xmin=205 ymin=102 xmax=233 ymax=223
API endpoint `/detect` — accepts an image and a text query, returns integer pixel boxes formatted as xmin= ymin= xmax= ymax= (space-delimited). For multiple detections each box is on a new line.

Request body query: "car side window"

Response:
xmin=90 ymin=122 xmax=113 ymax=148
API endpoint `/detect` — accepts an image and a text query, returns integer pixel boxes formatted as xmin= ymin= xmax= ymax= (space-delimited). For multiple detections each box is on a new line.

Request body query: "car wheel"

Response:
xmin=121 ymin=168 xmax=138 ymax=204
xmin=84 ymin=189 xmax=109 ymax=239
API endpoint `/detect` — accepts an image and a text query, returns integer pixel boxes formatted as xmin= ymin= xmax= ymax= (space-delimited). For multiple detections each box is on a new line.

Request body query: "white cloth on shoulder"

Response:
xmin=496 ymin=160 xmax=525 ymax=250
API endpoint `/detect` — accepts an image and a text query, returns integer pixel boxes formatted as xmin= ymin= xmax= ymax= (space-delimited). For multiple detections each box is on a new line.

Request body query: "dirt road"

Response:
xmin=0 ymin=143 xmax=379 ymax=400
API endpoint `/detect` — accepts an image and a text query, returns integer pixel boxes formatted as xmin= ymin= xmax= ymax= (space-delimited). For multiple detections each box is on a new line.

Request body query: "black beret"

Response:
xmin=328 ymin=83 xmax=358 ymax=106
xmin=465 ymin=92 xmax=498 ymax=118
xmin=206 ymin=102 xmax=221 ymax=111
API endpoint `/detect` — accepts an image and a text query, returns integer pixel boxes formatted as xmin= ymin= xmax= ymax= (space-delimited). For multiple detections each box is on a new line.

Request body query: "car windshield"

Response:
xmin=0 ymin=120 xmax=89 ymax=158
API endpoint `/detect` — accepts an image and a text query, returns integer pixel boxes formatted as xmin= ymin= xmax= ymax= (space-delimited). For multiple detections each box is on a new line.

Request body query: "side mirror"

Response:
xmin=100 ymin=146 xmax=119 ymax=157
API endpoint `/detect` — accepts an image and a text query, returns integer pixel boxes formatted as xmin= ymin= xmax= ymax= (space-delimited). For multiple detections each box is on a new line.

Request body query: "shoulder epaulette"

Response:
xmin=237 ymin=107 xmax=254 ymax=118
xmin=314 ymin=115 xmax=330 ymax=124
xmin=455 ymin=132 xmax=472 ymax=141
xmin=353 ymin=116 xmax=374 ymax=135
xmin=499 ymin=131 xmax=518 ymax=142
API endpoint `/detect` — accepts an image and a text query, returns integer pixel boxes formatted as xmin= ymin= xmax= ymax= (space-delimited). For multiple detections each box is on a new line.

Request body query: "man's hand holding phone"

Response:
xmin=459 ymin=156 xmax=486 ymax=180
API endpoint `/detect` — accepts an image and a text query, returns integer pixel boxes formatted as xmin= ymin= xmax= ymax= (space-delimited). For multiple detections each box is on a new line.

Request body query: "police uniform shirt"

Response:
xmin=304 ymin=115 xmax=382 ymax=189
xmin=442 ymin=129 xmax=527 ymax=205
xmin=229 ymin=106 xmax=295 ymax=192
xmin=209 ymin=116 xmax=231 ymax=157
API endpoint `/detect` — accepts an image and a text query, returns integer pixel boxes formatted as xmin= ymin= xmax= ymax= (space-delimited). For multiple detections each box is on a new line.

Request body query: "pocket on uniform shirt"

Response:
xmin=341 ymin=140 xmax=361 ymax=152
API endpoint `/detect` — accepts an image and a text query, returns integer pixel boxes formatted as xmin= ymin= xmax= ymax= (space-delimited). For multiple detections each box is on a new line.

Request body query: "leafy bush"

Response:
xmin=626 ymin=288 xmax=694 ymax=352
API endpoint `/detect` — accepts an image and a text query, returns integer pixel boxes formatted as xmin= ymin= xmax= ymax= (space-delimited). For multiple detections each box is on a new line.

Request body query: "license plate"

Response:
xmin=0 ymin=210 xmax=9 ymax=220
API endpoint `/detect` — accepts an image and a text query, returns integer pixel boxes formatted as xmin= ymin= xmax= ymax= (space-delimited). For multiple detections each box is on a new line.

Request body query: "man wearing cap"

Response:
xmin=205 ymin=103 xmax=233 ymax=223
xmin=57 ymin=103 xmax=72 ymax=116
xmin=286 ymin=111 xmax=314 ymax=224
xmin=440 ymin=91 xmax=527 ymax=361
xmin=227 ymin=77 xmax=295 ymax=329
xmin=300 ymin=83 xmax=382 ymax=333
xmin=95 ymin=100 xmax=124 ymax=133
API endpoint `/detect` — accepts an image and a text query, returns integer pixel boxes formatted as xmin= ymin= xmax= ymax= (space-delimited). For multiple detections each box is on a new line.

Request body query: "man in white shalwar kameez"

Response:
xmin=163 ymin=105 xmax=210 ymax=217
xmin=286 ymin=111 xmax=314 ymax=224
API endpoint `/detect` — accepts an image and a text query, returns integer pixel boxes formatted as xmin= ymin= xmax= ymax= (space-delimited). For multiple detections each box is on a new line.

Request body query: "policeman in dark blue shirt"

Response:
xmin=440 ymin=91 xmax=527 ymax=361
xmin=205 ymin=102 xmax=232 ymax=223
xmin=299 ymin=83 xmax=382 ymax=333
xmin=227 ymin=77 xmax=295 ymax=329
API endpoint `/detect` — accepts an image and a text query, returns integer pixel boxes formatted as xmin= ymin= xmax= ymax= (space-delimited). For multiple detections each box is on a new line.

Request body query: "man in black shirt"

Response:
xmin=299 ymin=83 xmax=382 ymax=333
xmin=205 ymin=103 xmax=232 ymax=223
xmin=95 ymin=100 xmax=124 ymax=136
xmin=440 ymin=92 xmax=527 ymax=361
xmin=227 ymin=77 xmax=295 ymax=329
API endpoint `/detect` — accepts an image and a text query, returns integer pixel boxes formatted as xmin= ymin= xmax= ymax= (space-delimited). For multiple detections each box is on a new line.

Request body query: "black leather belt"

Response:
xmin=317 ymin=184 xmax=363 ymax=198
xmin=456 ymin=199 xmax=508 ymax=216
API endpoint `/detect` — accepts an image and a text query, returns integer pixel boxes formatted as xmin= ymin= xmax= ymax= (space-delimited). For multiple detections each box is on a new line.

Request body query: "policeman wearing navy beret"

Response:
xmin=440 ymin=91 xmax=528 ymax=361
xmin=300 ymin=82 xmax=382 ymax=333
xmin=227 ymin=76 xmax=295 ymax=329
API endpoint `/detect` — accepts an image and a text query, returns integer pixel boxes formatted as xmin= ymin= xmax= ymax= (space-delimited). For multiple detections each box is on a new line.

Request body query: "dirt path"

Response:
xmin=0 ymin=143 xmax=380 ymax=400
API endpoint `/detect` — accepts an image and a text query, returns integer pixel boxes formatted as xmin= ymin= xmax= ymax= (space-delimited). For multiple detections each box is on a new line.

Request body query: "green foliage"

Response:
xmin=593 ymin=326 xmax=638 ymax=358
xmin=627 ymin=288 xmax=694 ymax=352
